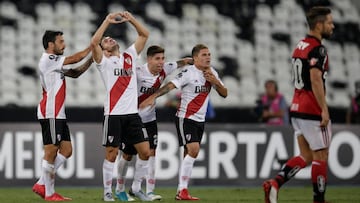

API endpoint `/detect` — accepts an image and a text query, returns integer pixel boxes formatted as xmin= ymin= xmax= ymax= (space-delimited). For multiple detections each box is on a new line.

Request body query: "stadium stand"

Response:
xmin=0 ymin=0 xmax=359 ymax=113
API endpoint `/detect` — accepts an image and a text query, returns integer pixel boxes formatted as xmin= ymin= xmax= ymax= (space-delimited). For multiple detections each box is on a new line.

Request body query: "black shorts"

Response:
xmin=121 ymin=120 xmax=158 ymax=155
xmin=102 ymin=114 xmax=146 ymax=148
xmin=39 ymin=119 xmax=71 ymax=145
xmin=175 ymin=117 xmax=205 ymax=146
xmin=144 ymin=120 xmax=158 ymax=150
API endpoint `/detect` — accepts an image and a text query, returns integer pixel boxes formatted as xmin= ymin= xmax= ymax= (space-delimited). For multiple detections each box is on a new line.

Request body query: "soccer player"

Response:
xmin=32 ymin=30 xmax=93 ymax=201
xmin=263 ymin=7 xmax=334 ymax=203
xmin=90 ymin=12 xmax=151 ymax=201
xmin=115 ymin=45 xmax=193 ymax=201
xmin=140 ymin=44 xmax=228 ymax=200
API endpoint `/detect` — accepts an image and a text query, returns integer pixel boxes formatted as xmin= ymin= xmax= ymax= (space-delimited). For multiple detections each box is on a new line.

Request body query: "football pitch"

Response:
xmin=0 ymin=186 xmax=359 ymax=203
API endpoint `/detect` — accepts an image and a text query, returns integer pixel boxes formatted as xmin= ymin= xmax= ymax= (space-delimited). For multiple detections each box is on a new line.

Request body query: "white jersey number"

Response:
xmin=292 ymin=58 xmax=304 ymax=89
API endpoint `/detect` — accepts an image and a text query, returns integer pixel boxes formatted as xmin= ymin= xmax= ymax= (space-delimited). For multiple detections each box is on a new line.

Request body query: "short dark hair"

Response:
xmin=147 ymin=45 xmax=165 ymax=57
xmin=42 ymin=30 xmax=63 ymax=49
xmin=265 ymin=79 xmax=278 ymax=92
xmin=306 ymin=7 xmax=331 ymax=30
xmin=191 ymin=44 xmax=208 ymax=57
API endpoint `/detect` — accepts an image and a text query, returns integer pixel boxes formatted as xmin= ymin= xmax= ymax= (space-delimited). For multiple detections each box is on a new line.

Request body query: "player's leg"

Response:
xmin=144 ymin=121 xmax=162 ymax=200
xmin=263 ymin=118 xmax=311 ymax=203
xmin=175 ymin=117 xmax=201 ymax=200
xmin=127 ymin=114 xmax=151 ymax=201
xmin=310 ymin=122 xmax=331 ymax=203
xmin=131 ymin=141 xmax=151 ymax=200
xmin=274 ymin=135 xmax=311 ymax=187
xmin=115 ymin=148 xmax=134 ymax=201
xmin=102 ymin=115 xmax=122 ymax=202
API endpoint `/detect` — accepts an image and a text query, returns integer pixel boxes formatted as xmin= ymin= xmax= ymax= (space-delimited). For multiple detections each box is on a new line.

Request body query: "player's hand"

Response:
xmin=139 ymin=96 xmax=155 ymax=110
xmin=203 ymin=69 xmax=217 ymax=84
xmin=106 ymin=12 xmax=128 ymax=24
xmin=320 ymin=108 xmax=330 ymax=127
xmin=119 ymin=11 xmax=134 ymax=22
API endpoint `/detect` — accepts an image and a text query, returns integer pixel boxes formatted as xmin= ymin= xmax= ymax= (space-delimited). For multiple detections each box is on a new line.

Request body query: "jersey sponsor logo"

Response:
xmin=114 ymin=68 xmax=133 ymax=77
xmin=140 ymin=86 xmax=158 ymax=94
xmin=195 ymin=85 xmax=211 ymax=93
xmin=296 ymin=41 xmax=310 ymax=50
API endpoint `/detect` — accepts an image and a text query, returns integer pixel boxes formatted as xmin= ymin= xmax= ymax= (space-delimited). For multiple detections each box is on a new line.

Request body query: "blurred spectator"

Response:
xmin=346 ymin=81 xmax=360 ymax=124
xmin=255 ymin=80 xmax=289 ymax=125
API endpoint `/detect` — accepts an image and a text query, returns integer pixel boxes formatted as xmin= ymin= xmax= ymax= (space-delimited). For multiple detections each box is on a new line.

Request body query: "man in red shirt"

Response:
xmin=263 ymin=7 xmax=334 ymax=203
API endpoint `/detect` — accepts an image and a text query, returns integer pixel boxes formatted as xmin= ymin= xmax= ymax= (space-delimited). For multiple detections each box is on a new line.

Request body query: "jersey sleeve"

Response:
xmin=163 ymin=62 xmax=178 ymax=75
xmin=171 ymin=68 xmax=190 ymax=89
xmin=308 ymin=45 xmax=327 ymax=70
xmin=95 ymin=54 xmax=109 ymax=72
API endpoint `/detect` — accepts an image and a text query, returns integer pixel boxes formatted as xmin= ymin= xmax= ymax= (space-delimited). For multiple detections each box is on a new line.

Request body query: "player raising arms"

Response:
xmin=33 ymin=30 xmax=93 ymax=201
xmin=90 ymin=12 xmax=151 ymax=201
xmin=115 ymin=45 xmax=193 ymax=201
xmin=263 ymin=7 xmax=334 ymax=203
xmin=140 ymin=44 xmax=227 ymax=200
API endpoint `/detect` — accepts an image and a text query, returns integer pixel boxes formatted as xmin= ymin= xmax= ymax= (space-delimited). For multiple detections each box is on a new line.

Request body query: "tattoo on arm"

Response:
xmin=155 ymin=83 xmax=173 ymax=98
xmin=176 ymin=60 xmax=185 ymax=67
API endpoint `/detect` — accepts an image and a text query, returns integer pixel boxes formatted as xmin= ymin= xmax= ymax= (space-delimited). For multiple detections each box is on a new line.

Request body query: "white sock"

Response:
xmin=42 ymin=160 xmax=55 ymax=197
xmin=146 ymin=156 xmax=156 ymax=194
xmin=177 ymin=155 xmax=196 ymax=191
xmin=116 ymin=156 xmax=129 ymax=193
xmin=103 ymin=159 xmax=115 ymax=195
xmin=37 ymin=153 xmax=67 ymax=185
xmin=131 ymin=157 xmax=148 ymax=193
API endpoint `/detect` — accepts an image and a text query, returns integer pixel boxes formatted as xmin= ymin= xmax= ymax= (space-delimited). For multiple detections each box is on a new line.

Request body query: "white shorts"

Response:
xmin=291 ymin=118 xmax=332 ymax=150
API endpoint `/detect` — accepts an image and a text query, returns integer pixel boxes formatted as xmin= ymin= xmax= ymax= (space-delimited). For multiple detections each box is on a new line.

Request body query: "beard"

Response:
xmin=321 ymin=31 xmax=332 ymax=39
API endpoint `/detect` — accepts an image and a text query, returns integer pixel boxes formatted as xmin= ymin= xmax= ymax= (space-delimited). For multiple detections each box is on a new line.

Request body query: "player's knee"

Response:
xmin=60 ymin=148 xmax=72 ymax=158
xmin=186 ymin=144 xmax=200 ymax=158
xmin=313 ymin=148 xmax=328 ymax=161
xmin=122 ymin=153 xmax=133 ymax=161
xmin=106 ymin=147 xmax=118 ymax=162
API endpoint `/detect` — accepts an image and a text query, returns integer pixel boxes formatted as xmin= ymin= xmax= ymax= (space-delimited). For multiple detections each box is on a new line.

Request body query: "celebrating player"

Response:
xmin=115 ymin=45 xmax=193 ymax=201
xmin=263 ymin=7 xmax=334 ymax=203
xmin=33 ymin=30 xmax=93 ymax=201
xmin=90 ymin=12 xmax=151 ymax=201
xmin=140 ymin=44 xmax=227 ymax=200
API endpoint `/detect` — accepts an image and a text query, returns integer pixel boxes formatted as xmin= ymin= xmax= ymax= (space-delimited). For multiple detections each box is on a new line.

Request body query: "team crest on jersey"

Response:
xmin=108 ymin=136 xmax=114 ymax=143
xmin=310 ymin=58 xmax=318 ymax=66
xmin=186 ymin=134 xmax=191 ymax=141
xmin=125 ymin=57 xmax=132 ymax=65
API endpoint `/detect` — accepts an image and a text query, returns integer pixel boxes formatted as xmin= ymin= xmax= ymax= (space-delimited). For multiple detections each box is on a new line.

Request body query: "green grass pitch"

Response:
xmin=0 ymin=186 xmax=359 ymax=202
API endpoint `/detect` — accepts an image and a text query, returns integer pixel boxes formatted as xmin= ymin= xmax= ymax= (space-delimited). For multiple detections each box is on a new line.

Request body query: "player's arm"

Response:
xmin=63 ymin=46 xmax=91 ymax=65
xmin=139 ymin=82 xmax=176 ymax=109
xmin=91 ymin=12 xmax=126 ymax=63
xmin=203 ymin=69 xmax=228 ymax=98
xmin=310 ymin=68 xmax=329 ymax=127
xmin=176 ymin=57 xmax=194 ymax=68
xmin=64 ymin=57 xmax=93 ymax=78
xmin=122 ymin=11 xmax=149 ymax=54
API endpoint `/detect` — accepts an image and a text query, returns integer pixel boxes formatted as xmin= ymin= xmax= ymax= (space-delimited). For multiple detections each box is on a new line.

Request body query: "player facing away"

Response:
xmin=90 ymin=12 xmax=151 ymax=202
xmin=115 ymin=45 xmax=193 ymax=201
xmin=33 ymin=30 xmax=93 ymax=201
xmin=263 ymin=7 xmax=334 ymax=203
xmin=140 ymin=44 xmax=228 ymax=200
